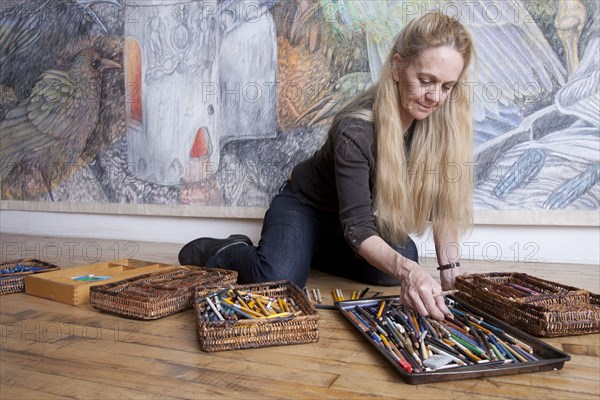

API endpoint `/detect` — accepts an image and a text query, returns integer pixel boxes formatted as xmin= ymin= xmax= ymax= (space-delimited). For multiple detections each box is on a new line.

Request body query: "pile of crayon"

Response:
xmin=304 ymin=287 xmax=323 ymax=304
xmin=1 ymin=264 xmax=46 ymax=274
xmin=342 ymin=298 xmax=540 ymax=374
xmin=331 ymin=287 xmax=378 ymax=302
xmin=303 ymin=287 xmax=380 ymax=309
xmin=506 ymin=283 xmax=543 ymax=296
xmin=198 ymin=288 xmax=303 ymax=322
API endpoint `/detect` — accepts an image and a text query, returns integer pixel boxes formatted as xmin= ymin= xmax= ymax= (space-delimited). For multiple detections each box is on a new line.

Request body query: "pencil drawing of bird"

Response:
xmin=0 ymin=0 xmax=121 ymax=100
xmin=0 ymin=48 xmax=120 ymax=200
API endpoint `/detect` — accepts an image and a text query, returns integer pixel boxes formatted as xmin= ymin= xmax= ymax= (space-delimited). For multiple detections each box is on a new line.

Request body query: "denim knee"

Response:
xmin=367 ymin=239 xmax=417 ymax=286
xmin=256 ymin=264 xmax=308 ymax=288
xmin=365 ymin=269 xmax=401 ymax=286
xmin=389 ymin=237 xmax=419 ymax=264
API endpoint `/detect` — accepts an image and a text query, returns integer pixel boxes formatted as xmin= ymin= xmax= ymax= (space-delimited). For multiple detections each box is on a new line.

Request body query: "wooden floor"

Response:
xmin=1 ymin=234 xmax=598 ymax=399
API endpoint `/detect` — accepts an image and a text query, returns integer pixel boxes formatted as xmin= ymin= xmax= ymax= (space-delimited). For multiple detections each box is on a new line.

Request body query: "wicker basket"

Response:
xmin=455 ymin=273 xmax=600 ymax=337
xmin=195 ymin=280 xmax=319 ymax=352
xmin=1 ymin=259 xmax=60 ymax=295
xmin=90 ymin=265 xmax=237 ymax=319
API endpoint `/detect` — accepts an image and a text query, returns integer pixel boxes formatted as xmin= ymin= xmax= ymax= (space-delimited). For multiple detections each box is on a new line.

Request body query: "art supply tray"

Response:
xmin=337 ymin=296 xmax=570 ymax=385
xmin=1 ymin=259 xmax=61 ymax=295
xmin=455 ymin=272 xmax=600 ymax=337
xmin=194 ymin=280 xmax=319 ymax=352
xmin=25 ymin=259 xmax=173 ymax=305
xmin=90 ymin=265 xmax=238 ymax=319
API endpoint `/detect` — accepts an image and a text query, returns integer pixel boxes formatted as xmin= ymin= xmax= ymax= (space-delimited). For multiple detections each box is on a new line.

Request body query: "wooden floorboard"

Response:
xmin=1 ymin=233 xmax=599 ymax=399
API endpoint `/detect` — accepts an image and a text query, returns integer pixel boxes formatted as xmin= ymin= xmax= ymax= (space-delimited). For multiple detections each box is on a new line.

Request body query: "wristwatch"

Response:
xmin=437 ymin=262 xmax=460 ymax=271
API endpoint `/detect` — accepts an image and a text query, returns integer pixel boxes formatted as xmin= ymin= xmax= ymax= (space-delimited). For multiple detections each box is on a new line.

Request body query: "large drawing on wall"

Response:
xmin=1 ymin=0 xmax=598 ymax=223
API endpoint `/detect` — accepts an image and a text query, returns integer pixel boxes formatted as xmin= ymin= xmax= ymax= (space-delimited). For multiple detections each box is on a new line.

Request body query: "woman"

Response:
xmin=179 ymin=12 xmax=474 ymax=320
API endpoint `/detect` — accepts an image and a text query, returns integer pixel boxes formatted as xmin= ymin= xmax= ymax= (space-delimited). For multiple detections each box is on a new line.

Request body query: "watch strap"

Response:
xmin=437 ymin=262 xmax=460 ymax=271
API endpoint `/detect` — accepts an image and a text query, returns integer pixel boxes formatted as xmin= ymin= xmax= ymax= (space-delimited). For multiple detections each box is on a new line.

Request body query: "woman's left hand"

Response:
xmin=440 ymin=266 xmax=466 ymax=290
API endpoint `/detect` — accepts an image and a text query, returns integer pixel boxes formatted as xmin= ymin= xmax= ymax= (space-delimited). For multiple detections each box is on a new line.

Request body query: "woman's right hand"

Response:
xmin=397 ymin=260 xmax=451 ymax=320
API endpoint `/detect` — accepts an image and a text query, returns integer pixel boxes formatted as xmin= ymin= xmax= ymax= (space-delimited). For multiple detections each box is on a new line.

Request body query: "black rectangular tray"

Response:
xmin=337 ymin=296 xmax=570 ymax=384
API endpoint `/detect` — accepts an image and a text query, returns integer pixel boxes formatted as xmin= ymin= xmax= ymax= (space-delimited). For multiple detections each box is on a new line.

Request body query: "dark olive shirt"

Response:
xmin=291 ymin=116 xmax=380 ymax=251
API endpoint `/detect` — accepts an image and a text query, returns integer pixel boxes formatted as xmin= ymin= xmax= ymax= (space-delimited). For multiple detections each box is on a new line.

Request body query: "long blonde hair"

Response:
xmin=337 ymin=12 xmax=474 ymax=242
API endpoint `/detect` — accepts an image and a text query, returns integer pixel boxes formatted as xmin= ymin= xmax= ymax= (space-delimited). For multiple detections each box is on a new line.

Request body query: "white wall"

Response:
xmin=1 ymin=210 xmax=598 ymax=265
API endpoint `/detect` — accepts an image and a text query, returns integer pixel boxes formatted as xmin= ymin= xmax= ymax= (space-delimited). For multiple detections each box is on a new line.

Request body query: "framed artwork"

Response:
xmin=1 ymin=0 xmax=598 ymax=225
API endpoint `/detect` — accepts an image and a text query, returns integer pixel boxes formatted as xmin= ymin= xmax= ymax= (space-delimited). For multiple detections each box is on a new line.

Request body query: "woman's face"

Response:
xmin=393 ymin=46 xmax=464 ymax=126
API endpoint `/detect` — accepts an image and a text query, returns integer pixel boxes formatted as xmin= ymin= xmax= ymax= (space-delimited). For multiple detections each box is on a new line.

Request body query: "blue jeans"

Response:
xmin=206 ymin=182 xmax=418 ymax=287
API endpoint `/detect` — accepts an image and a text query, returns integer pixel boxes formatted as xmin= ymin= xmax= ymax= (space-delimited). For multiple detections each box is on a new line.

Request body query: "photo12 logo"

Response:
xmin=1 ymin=241 xmax=140 ymax=264
xmin=1 ymin=321 xmax=138 ymax=344
xmin=418 ymin=240 xmax=540 ymax=263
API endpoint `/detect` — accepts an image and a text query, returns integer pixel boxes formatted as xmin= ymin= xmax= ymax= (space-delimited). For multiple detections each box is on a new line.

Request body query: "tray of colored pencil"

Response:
xmin=194 ymin=280 xmax=319 ymax=352
xmin=337 ymin=296 xmax=570 ymax=384
xmin=455 ymin=272 xmax=600 ymax=337
xmin=90 ymin=265 xmax=237 ymax=319
xmin=0 ymin=259 xmax=60 ymax=295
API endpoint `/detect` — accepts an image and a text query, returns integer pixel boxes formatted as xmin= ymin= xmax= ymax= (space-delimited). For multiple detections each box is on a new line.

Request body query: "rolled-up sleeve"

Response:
xmin=333 ymin=124 xmax=379 ymax=251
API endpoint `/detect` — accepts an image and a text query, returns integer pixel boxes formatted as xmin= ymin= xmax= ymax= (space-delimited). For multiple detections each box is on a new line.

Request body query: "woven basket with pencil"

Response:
xmin=455 ymin=272 xmax=600 ymax=337
xmin=195 ymin=280 xmax=319 ymax=352
xmin=1 ymin=259 xmax=60 ymax=295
